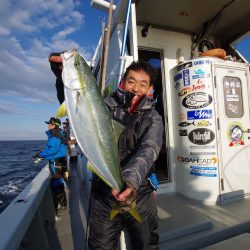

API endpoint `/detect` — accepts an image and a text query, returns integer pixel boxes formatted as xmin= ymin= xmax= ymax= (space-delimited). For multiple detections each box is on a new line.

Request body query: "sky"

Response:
xmin=0 ymin=0 xmax=249 ymax=141
xmin=0 ymin=0 xmax=110 ymax=140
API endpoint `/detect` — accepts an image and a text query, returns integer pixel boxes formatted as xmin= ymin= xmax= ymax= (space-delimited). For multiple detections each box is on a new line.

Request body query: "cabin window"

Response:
xmin=223 ymin=76 xmax=243 ymax=118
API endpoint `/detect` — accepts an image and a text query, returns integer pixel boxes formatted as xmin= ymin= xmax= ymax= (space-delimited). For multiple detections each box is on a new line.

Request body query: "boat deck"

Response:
xmin=53 ymin=161 xmax=250 ymax=250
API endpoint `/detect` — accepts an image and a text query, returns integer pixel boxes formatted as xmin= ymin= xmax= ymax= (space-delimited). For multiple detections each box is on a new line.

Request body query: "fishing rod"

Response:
xmin=116 ymin=0 xmax=132 ymax=86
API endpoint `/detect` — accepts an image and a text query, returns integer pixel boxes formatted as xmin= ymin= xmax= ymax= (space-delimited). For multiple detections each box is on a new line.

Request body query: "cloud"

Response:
xmin=0 ymin=0 xmax=91 ymax=105
xmin=54 ymin=27 xmax=77 ymax=40
xmin=0 ymin=0 xmax=84 ymax=37
xmin=0 ymin=100 xmax=23 ymax=115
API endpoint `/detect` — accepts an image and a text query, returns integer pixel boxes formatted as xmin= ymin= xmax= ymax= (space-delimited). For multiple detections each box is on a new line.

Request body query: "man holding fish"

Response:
xmin=88 ymin=61 xmax=164 ymax=250
xmin=57 ymin=50 xmax=163 ymax=249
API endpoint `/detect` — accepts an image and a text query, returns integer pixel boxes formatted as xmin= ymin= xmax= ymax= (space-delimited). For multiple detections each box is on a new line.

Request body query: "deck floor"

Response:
xmin=54 ymin=159 xmax=88 ymax=250
xmin=54 ymin=162 xmax=250 ymax=250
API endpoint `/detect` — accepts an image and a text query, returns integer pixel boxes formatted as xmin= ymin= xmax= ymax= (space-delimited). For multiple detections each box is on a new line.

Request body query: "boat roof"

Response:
xmin=115 ymin=0 xmax=250 ymax=46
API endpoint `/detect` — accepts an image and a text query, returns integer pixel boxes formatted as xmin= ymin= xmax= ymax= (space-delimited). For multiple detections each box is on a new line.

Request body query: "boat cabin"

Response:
xmin=89 ymin=0 xmax=250 ymax=204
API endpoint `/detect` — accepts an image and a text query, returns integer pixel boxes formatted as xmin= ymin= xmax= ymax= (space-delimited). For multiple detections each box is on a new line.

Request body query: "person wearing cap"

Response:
xmin=34 ymin=117 xmax=67 ymax=213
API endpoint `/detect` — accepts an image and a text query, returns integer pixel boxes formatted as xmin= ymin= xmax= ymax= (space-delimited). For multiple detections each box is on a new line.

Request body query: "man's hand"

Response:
xmin=32 ymin=152 xmax=40 ymax=159
xmin=112 ymin=187 xmax=132 ymax=201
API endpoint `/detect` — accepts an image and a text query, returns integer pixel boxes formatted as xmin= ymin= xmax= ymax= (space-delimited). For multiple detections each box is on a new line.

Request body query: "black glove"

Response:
xmin=32 ymin=152 xmax=40 ymax=159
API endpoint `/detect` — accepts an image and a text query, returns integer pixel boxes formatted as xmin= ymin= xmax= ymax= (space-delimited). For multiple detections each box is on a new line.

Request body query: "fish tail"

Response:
xmin=129 ymin=206 xmax=142 ymax=222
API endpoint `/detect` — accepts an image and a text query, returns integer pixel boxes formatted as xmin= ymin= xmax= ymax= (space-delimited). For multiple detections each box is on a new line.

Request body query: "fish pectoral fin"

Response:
xmin=111 ymin=119 xmax=124 ymax=144
xmin=103 ymin=82 xmax=115 ymax=98
xmin=87 ymin=162 xmax=113 ymax=188
xmin=56 ymin=101 xmax=67 ymax=118
xmin=110 ymin=206 xmax=120 ymax=220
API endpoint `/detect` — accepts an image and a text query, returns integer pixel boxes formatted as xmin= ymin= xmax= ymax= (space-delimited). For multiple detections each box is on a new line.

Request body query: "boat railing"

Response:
xmin=0 ymin=165 xmax=56 ymax=250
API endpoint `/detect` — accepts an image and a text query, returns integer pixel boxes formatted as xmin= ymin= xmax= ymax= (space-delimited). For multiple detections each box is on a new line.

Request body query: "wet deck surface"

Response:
xmin=54 ymin=162 xmax=250 ymax=250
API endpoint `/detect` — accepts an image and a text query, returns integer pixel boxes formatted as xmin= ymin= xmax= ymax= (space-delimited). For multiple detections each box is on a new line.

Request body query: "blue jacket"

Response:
xmin=39 ymin=130 xmax=67 ymax=160
xmin=39 ymin=129 xmax=67 ymax=187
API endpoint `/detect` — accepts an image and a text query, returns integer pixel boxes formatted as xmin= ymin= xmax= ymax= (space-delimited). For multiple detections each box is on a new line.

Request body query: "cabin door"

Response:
xmin=215 ymin=64 xmax=250 ymax=202
xmin=138 ymin=48 xmax=170 ymax=184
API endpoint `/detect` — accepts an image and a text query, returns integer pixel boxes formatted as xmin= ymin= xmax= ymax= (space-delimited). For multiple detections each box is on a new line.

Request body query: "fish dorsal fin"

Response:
xmin=111 ymin=119 xmax=124 ymax=144
xmin=56 ymin=101 xmax=68 ymax=118
xmin=103 ymin=82 xmax=115 ymax=98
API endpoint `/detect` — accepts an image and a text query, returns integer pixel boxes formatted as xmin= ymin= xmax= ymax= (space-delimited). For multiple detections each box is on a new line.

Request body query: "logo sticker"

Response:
xmin=196 ymin=120 xmax=212 ymax=127
xmin=188 ymin=128 xmax=215 ymax=145
xmin=183 ymin=69 xmax=190 ymax=86
xmin=179 ymin=121 xmax=195 ymax=127
xmin=227 ymin=121 xmax=245 ymax=147
xmin=179 ymin=130 xmax=188 ymax=136
xmin=190 ymin=166 xmax=217 ymax=177
xmin=182 ymin=92 xmax=212 ymax=109
xmin=193 ymin=60 xmax=211 ymax=65
xmin=174 ymin=73 xmax=182 ymax=81
xmin=177 ymin=61 xmax=193 ymax=71
xmin=192 ymin=74 xmax=210 ymax=79
xmin=177 ymin=155 xmax=217 ymax=165
xmin=187 ymin=109 xmax=213 ymax=120
xmin=178 ymin=87 xmax=192 ymax=96
xmin=190 ymin=145 xmax=216 ymax=155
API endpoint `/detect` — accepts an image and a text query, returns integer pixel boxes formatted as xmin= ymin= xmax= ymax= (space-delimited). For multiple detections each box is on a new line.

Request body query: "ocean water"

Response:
xmin=0 ymin=140 xmax=47 ymax=214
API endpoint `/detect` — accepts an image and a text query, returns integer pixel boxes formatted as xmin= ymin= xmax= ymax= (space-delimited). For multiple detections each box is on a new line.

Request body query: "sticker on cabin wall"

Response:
xmin=177 ymin=61 xmax=193 ymax=71
xmin=177 ymin=155 xmax=217 ymax=165
xmin=175 ymin=82 xmax=180 ymax=89
xmin=183 ymin=69 xmax=190 ymax=86
xmin=187 ymin=109 xmax=213 ymax=120
xmin=192 ymin=73 xmax=210 ymax=79
xmin=190 ymin=145 xmax=216 ymax=155
xmin=190 ymin=145 xmax=216 ymax=149
xmin=188 ymin=128 xmax=215 ymax=145
xmin=174 ymin=73 xmax=182 ymax=81
xmin=227 ymin=121 xmax=245 ymax=147
xmin=196 ymin=120 xmax=212 ymax=127
xmin=178 ymin=87 xmax=192 ymax=96
xmin=190 ymin=151 xmax=216 ymax=155
xmin=228 ymin=103 xmax=238 ymax=114
xmin=193 ymin=60 xmax=211 ymax=65
xmin=191 ymin=83 xmax=207 ymax=91
xmin=226 ymin=94 xmax=239 ymax=102
xmin=182 ymin=92 xmax=212 ymax=109
xmin=192 ymin=69 xmax=210 ymax=79
xmin=179 ymin=129 xmax=188 ymax=136
xmin=190 ymin=166 xmax=217 ymax=177
xmin=179 ymin=113 xmax=185 ymax=121
xmin=179 ymin=121 xmax=195 ymax=127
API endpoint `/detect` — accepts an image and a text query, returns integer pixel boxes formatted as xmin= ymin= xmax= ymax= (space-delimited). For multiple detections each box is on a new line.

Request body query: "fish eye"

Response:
xmin=74 ymin=62 xmax=79 ymax=67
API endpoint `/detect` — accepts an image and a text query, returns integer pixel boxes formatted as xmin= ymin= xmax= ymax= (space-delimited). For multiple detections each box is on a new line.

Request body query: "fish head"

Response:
xmin=61 ymin=49 xmax=88 ymax=91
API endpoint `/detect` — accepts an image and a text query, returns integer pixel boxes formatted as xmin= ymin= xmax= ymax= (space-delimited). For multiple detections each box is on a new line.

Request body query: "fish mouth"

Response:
xmin=61 ymin=49 xmax=77 ymax=61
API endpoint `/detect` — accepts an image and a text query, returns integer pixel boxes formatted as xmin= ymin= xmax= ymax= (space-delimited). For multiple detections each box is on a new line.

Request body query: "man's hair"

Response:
xmin=123 ymin=61 xmax=157 ymax=86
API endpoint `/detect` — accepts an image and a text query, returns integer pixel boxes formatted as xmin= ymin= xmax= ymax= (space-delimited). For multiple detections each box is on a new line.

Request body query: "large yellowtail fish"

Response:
xmin=56 ymin=49 xmax=141 ymax=222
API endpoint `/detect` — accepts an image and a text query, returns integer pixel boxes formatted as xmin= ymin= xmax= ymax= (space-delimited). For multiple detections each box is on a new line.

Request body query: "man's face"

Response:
xmin=48 ymin=124 xmax=56 ymax=130
xmin=123 ymin=70 xmax=153 ymax=97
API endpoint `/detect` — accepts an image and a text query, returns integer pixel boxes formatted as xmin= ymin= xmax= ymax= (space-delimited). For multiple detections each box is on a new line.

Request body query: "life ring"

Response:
xmin=200 ymin=48 xmax=226 ymax=59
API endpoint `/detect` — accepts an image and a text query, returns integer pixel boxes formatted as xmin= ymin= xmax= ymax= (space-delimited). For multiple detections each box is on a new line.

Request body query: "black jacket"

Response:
xmin=105 ymin=88 xmax=164 ymax=190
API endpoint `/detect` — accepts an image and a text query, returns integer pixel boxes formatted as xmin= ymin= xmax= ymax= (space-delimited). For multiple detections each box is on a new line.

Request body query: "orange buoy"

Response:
xmin=200 ymin=48 xmax=226 ymax=59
